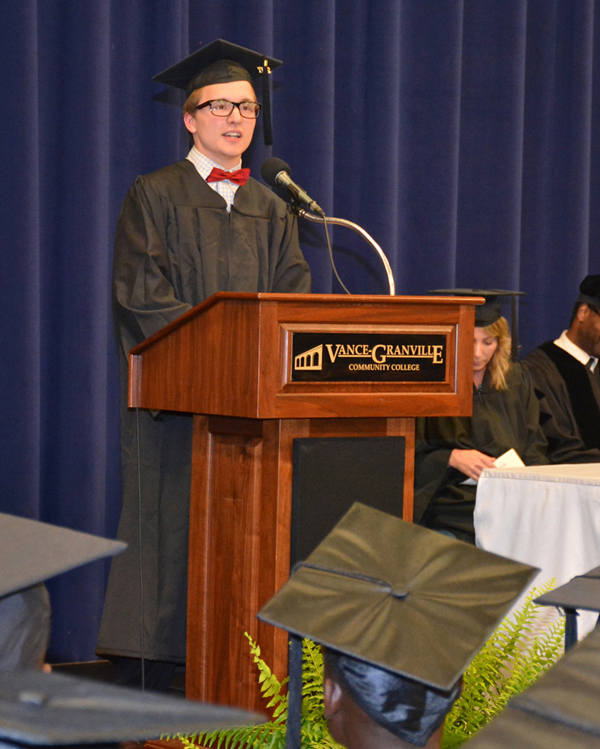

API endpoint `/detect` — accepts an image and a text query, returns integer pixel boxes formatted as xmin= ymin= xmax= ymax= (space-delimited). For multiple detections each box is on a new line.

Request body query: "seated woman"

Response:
xmin=414 ymin=297 xmax=549 ymax=544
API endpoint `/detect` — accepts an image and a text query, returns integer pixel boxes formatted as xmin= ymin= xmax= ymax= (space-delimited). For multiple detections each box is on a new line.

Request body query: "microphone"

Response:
xmin=260 ymin=158 xmax=325 ymax=217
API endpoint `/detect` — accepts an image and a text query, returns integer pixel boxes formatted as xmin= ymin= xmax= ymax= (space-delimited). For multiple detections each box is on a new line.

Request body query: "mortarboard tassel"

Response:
xmin=285 ymin=634 xmax=303 ymax=749
xmin=261 ymin=59 xmax=273 ymax=147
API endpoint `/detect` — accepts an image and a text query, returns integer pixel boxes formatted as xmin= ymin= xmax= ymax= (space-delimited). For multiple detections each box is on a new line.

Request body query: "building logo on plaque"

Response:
xmin=291 ymin=333 xmax=446 ymax=382
xmin=294 ymin=344 xmax=324 ymax=371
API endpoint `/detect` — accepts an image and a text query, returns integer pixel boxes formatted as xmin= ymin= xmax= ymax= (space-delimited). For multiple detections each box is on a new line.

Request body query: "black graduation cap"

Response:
xmin=432 ymin=288 xmax=525 ymax=360
xmin=0 ymin=514 xmax=127 ymax=672
xmin=0 ymin=669 xmax=263 ymax=748
xmin=258 ymin=503 xmax=537 ymax=748
xmin=465 ymin=624 xmax=600 ymax=748
xmin=152 ymin=39 xmax=283 ymax=146
xmin=535 ymin=566 xmax=600 ymax=651
xmin=0 ymin=513 xmax=126 ymax=600
xmin=577 ymin=274 xmax=600 ymax=308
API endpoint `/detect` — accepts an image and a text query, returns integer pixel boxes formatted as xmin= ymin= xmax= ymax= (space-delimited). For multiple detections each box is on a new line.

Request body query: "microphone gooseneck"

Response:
xmin=299 ymin=211 xmax=396 ymax=296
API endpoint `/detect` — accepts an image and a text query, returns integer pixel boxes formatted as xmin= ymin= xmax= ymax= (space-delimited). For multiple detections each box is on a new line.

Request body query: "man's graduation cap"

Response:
xmin=577 ymin=274 xmax=600 ymax=308
xmin=432 ymin=288 xmax=525 ymax=360
xmin=466 ymin=624 xmax=600 ymax=748
xmin=0 ymin=669 xmax=263 ymax=748
xmin=0 ymin=513 xmax=126 ymax=600
xmin=258 ymin=503 xmax=537 ymax=748
xmin=153 ymin=39 xmax=282 ymax=146
xmin=535 ymin=566 xmax=600 ymax=651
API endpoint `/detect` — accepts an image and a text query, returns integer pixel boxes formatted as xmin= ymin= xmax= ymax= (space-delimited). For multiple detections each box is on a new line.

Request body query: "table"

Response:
xmin=474 ymin=463 xmax=600 ymax=636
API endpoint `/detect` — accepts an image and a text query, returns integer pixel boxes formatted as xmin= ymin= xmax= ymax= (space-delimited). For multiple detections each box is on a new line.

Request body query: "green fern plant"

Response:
xmin=176 ymin=633 xmax=343 ymax=749
xmin=172 ymin=582 xmax=564 ymax=749
xmin=441 ymin=581 xmax=565 ymax=748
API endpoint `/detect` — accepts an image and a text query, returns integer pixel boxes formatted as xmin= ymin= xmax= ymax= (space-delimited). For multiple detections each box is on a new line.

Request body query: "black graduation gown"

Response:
xmin=414 ymin=364 xmax=548 ymax=543
xmin=523 ymin=342 xmax=600 ymax=462
xmin=97 ymin=159 xmax=311 ymax=662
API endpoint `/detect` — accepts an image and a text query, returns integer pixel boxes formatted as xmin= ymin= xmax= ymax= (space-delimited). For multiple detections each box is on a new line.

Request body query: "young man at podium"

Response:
xmin=96 ymin=40 xmax=311 ymax=689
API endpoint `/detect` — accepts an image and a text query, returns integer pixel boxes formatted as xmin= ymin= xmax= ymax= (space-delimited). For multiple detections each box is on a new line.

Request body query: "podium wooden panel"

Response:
xmin=129 ymin=292 xmax=480 ymax=712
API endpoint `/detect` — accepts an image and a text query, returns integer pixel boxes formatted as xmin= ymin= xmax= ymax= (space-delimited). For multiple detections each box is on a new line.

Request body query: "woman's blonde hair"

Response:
xmin=480 ymin=316 xmax=511 ymax=390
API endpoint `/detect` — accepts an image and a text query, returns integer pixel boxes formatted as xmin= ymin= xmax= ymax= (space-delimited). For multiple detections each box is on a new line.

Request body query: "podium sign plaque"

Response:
xmin=291 ymin=331 xmax=447 ymax=382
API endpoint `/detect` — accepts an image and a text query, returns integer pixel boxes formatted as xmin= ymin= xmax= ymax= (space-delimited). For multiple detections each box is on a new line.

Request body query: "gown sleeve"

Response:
xmin=413 ymin=416 xmax=473 ymax=523
xmin=517 ymin=364 xmax=549 ymax=466
xmin=524 ymin=350 xmax=600 ymax=463
xmin=112 ymin=176 xmax=193 ymax=356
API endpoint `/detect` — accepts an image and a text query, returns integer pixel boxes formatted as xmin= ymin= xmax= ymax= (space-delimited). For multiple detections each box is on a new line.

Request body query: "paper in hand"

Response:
xmin=493 ymin=448 xmax=525 ymax=469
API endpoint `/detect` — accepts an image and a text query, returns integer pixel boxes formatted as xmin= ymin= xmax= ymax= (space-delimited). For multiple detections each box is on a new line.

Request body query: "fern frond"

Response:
xmin=441 ymin=581 xmax=564 ymax=748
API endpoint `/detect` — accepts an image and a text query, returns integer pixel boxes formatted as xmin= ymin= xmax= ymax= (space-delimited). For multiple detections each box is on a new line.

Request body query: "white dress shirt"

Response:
xmin=186 ymin=147 xmax=242 ymax=212
xmin=554 ymin=330 xmax=597 ymax=372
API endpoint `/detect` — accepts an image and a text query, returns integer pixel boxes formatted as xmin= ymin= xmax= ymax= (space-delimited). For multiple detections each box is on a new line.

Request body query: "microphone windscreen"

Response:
xmin=260 ymin=157 xmax=291 ymax=187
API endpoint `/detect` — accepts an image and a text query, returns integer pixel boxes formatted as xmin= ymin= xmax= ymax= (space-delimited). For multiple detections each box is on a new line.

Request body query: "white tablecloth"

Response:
xmin=474 ymin=463 xmax=600 ymax=635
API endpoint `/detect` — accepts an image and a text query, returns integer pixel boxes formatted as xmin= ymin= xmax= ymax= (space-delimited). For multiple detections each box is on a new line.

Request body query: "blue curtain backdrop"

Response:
xmin=1 ymin=0 xmax=599 ymax=661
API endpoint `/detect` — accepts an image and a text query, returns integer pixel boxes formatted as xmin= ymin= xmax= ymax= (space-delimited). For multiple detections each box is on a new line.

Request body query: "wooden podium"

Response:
xmin=129 ymin=292 xmax=479 ymax=712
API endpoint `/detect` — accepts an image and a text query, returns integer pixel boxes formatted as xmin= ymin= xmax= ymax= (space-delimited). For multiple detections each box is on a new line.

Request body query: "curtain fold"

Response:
xmin=1 ymin=0 xmax=599 ymax=660
xmin=456 ymin=0 xmax=528 ymax=288
xmin=1 ymin=1 xmax=42 ymax=520
xmin=520 ymin=0 xmax=595 ymax=333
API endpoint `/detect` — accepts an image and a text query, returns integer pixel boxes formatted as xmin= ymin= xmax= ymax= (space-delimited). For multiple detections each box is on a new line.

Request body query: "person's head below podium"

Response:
xmin=321 ymin=648 xmax=456 ymax=749
xmin=258 ymin=503 xmax=537 ymax=749
xmin=153 ymin=39 xmax=280 ymax=169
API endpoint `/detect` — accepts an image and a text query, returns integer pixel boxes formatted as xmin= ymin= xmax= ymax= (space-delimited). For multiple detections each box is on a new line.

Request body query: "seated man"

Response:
xmin=258 ymin=503 xmax=537 ymax=749
xmin=523 ymin=274 xmax=600 ymax=462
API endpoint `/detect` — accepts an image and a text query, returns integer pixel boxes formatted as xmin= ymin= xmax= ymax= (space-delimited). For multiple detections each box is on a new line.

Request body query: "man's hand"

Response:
xmin=448 ymin=449 xmax=496 ymax=482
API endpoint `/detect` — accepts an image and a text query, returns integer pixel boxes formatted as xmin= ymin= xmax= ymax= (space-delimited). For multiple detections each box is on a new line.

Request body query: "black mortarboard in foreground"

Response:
xmin=0 ymin=514 xmax=126 ymax=672
xmin=577 ymin=274 xmax=600 ymax=308
xmin=258 ymin=503 xmax=537 ymax=748
xmin=0 ymin=669 xmax=263 ymax=748
xmin=0 ymin=513 xmax=126 ymax=600
xmin=466 ymin=624 xmax=600 ymax=748
xmin=153 ymin=39 xmax=282 ymax=145
xmin=432 ymin=289 xmax=525 ymax=360
xmin=535 ymin=566 xmax=600 ymax=650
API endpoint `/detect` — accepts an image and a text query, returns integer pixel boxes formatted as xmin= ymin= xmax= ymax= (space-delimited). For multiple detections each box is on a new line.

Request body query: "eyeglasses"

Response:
xmin=195 ymin=99 xmax=261 ymax=119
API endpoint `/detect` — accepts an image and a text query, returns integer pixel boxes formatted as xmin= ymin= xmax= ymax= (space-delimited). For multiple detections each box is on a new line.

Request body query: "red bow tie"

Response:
xmin=206 ymin=166 xmax=250 ymax=186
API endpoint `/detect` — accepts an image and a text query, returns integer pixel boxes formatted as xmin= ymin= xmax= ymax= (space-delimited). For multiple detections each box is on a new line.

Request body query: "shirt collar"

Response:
xmin=186 ymin=147 xmax=242 ymax=181
xmin=554 ymin=330 xmax=598 ymax=372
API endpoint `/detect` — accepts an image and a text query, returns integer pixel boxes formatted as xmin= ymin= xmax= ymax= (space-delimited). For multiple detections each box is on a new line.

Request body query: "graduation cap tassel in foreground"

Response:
xmin=535 ymin=565 xmax=600 ymax=651
xmin=285 ymin=634 xmax=303 ymax=749
xmin=564 ymin=610 xmax=579 ymax=650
